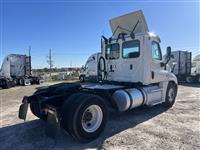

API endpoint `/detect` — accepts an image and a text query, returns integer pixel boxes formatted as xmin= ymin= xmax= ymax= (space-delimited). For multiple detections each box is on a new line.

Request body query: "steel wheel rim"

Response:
xmin=168 ymin=88 xmax=175 ymax=102
xmin=82 ymin=105 xmax=103 ymax=133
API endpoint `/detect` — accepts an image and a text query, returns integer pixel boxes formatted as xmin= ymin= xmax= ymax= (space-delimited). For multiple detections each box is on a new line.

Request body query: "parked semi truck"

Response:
xmin=0 ymin=54 xmax=41 ymax=89
xmin=170 ymin=51 xmax=200 ymax=83
xmin=19 ymin=10 xmax=178 ymax=142
xmin=191 ymin=54 xmax=200 ymax=82
xmin=79 ymin=52 xmax=101 ymax=82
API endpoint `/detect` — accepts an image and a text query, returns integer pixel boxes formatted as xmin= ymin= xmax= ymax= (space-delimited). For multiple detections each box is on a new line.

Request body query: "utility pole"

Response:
xmin=47 ymin=48 xmax=53 ymax=79
xmin=70 ymin=60 xmax=72 ymax=68
xmin=49 ymin=48 xmax=52 ymax=78
xmin=28 ymin=46 xmax=31 ymax=75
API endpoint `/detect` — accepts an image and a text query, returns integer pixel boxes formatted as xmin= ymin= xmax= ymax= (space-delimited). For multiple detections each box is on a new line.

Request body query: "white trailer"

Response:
xmin=79 ymin=52 xmax=101 ymax=82
xmin=190 ymin=54 xmax=200 ymax=83
xmin=19 ymin=10 xmax=178 ymax=142
xmin=169 ymin=51 xmax=200 ymax=83
xmin=0 ymin=54 xmax=41 ymax=89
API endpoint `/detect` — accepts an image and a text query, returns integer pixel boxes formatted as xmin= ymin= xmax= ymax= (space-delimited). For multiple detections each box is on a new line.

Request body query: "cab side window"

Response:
xmin=152 ymin=41 xmax=162 ymax=60
xmin=122 ymin=40 xmax=140 ymax=58
xmin=105 ymin=43 xmax=120 ymax=59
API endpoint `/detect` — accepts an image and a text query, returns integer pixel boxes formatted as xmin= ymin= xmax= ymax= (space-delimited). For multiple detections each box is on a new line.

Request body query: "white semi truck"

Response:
xmin=79 ymin=52 xmax=101 ymax=82
xmin=19 ymin=10 xmax=178 ymax=142
xmin=0 ymin=54 xmax=41 ymax=89
xmin=190 ymin=54 xmax=200 ymax=83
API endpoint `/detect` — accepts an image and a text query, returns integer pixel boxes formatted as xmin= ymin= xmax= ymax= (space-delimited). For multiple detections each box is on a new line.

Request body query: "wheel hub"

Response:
xmin=83 ymin=110 xmax=93 ymax=122
xmin=81 ymin=105 xmax=103 ymax=133
xmin=168 ymin=88 xmax=175 ymax=102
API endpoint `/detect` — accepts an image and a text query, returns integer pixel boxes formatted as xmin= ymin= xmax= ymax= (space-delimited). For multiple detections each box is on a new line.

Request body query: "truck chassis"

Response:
xmin=19 ymin=81 xmax=177 ymax=142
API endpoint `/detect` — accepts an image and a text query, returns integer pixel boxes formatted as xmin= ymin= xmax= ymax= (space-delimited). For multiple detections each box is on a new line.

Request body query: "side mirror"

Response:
xmin=160 ymin=62 xmax=165 ymax=67
xmin=166 ymin=46 xmax=171 ymax=58
xmin=130 ymin=32 xmax=135 ymax=39
xmin=81 ymin=65 xmax=85 ymax=70
xmin=101 ymin=36 xmax=108 ymax=53
xmin=162 ymin=46 xmax=172 ymax=70
xmin=108 ymin=37 xmax=112 ymax=44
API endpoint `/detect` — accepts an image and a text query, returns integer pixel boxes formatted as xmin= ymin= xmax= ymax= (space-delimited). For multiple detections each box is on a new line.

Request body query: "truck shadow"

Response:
xmin=0 ymin=105 xmax=169 ymax=150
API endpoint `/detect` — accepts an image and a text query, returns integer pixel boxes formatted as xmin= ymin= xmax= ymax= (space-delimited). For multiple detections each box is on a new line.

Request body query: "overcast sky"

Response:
xmin=0 ymin=0 xmax=199 ymax=68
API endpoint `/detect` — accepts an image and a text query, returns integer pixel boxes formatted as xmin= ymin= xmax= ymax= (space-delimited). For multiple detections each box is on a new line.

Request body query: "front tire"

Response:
xmin=61 ymin=93 xmax=108 ymax=142
xmin=163 ymin=82 xmax=177 ymax=107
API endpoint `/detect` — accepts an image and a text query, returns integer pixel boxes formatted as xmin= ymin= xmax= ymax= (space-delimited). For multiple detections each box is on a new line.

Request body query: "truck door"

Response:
xmin=151 ymin=41 xmax=166 ymax=83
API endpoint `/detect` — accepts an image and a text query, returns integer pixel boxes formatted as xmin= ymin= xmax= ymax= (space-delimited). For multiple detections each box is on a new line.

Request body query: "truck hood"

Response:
xmin=109 ymin=10 xmax=149 ymax=37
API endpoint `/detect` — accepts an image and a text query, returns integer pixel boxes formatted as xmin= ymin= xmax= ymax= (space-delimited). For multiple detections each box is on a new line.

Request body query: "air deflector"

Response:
xmin=109 ymin=10 xmax=149 ymax=38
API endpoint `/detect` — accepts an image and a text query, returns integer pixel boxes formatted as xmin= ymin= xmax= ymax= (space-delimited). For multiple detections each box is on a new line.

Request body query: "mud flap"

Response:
xmin=18 ymin=96 xmax=29 ymax=120
xmin=45 ymin=108 xmax=60 ymax=138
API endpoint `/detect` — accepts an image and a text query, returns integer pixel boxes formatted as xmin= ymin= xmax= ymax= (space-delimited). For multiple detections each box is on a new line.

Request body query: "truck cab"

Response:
xmin=79 ymin=52 xmax=101 ymax=82
xmin=191 ymin=60 xmax=200 ymax=76
xmin=191 ymin=54 xmax=200 ymax=82
xmin=0 ymin=54 xmax=41 ymax=89
xmin=100 ymin=10 xmax=176 ymax=85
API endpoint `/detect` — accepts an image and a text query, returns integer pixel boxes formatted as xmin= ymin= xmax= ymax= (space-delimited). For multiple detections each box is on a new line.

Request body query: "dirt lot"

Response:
xmin=0 ymin=82 xmax=200 ymax=150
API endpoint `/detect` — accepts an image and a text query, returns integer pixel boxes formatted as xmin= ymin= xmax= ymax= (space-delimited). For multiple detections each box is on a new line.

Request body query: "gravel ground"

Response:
xmin=0 ymin=82 xmax=199 ymax=150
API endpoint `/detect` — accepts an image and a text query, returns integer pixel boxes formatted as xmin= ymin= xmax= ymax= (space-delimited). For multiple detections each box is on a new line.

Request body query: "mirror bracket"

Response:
xmin=101 ymin=36 xmax=108 ymax=45
xmin=160 ymin=62 xmax=165 ymax=67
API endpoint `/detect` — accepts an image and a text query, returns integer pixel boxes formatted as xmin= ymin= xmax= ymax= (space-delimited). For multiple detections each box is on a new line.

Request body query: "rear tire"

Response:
xmin=30 ymin=90 xmax=48 ymax=120
xmin=19 ymin=78 xmax=24 ymax=85
xmin=13 ymin=78 xmax=18 ymax=85
xmin=61 ymin=93 xmax=108 ymax=142
xmin=163 ymin=82 xmax=177 ymax=107
xmin=2 ymin=80 xmax=10 ymax=89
